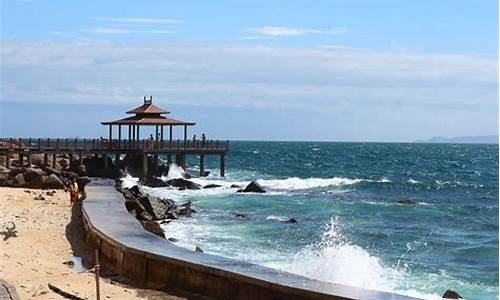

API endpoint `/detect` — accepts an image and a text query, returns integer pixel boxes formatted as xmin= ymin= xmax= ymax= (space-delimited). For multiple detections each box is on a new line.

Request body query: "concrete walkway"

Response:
xmin=0 ymin=280 xmax=19 ymax=300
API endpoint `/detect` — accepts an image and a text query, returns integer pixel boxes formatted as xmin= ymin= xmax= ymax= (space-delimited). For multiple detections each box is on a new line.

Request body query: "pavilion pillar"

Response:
xmin=137 ymin=125 xmax=140 ymax=141
xmin=109 ymin=124 xmax=112 ymax=141
xmin=155 ymin=125 xmax=159 ymax=140
xmin=199 ymin=154 xmax=205 ymax=177
xmin=183 ymin=125 xmax=187 ymax=148
xmin=43 ymin=153 xmax=48 ymax=166
xmin=220 ymin=154 xmax=225 ymax=177
xmin=128 ymin=125 xmax=132 ymax=147
xmin=169 ymin=125 xmax=173 ymax=142
xmin=118 ymin=124 xmax=122 ymax=149
xmin=52 ymin=153 xmax=56 ymax=168
xmin=132 ymin=125 xmax=136 ymax=144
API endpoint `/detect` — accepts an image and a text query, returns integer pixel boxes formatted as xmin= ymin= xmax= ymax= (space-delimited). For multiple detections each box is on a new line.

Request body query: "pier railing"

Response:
xmin=0 ymin=138 xmax=229 ymax=152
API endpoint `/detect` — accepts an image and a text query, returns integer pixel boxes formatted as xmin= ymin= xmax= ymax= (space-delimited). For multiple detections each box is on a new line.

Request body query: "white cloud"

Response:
xmin=90 ymin=17 xmax=182 ymax=24
xmin=87 ymin=28 xmax=174 ymax=35
xmin=250 ymin=26 xmax=345 ymax=37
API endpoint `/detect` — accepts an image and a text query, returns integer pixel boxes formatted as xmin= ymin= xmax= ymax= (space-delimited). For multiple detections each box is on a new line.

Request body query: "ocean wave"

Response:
xmin=266 ymin=215 xmax=290 ymax=222
xmin=274 ymin=217 xmax=443 ymax=300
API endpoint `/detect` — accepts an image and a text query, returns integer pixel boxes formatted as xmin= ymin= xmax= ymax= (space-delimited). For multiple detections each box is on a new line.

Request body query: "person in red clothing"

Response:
xmin=69 ymin=178 xmax=79 ymax=207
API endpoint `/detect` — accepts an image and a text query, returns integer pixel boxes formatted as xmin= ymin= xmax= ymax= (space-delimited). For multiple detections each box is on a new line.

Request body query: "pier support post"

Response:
xmin=52 ymin=153 xmax=56 ymax=168
xmin=69 ymin=153 xmax=73 ymax=166
xmin=153 ymin=154 xmax=159 ymax=174
xmin=43 ymin=153 xmax=48 ymax=166
xmin=175 ymin=154 xmax=186 ymax=170
xmin=27 ymin=152 xmax=32 ymax=167
xmin=143 ymin=154 xmax=148 ymax=177
xmin=19 ymin=153 xmax=24 ymax=167
xmin=115 ymin=153 xmax=120 ymax=167
xmin=167 ymin=154 xmax=172 ymax=166
xmin=103 ymin=154 xmax=108 ymax=168
xmin=220 ymin=154 xmax=225 ymax=177
xmin=5 ymin=152 xmax=10 ymax=168
xmin=199 ymin=154 xmax=205 ymax=177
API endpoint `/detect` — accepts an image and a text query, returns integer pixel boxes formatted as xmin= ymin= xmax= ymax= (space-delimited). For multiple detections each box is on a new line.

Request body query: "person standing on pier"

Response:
xmin=68 ymin=178 xmax=79 ymax=207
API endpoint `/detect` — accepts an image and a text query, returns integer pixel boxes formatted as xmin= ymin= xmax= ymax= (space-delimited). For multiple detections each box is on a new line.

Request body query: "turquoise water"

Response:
xmin=128 ymin=142 xmax=498 ymax=299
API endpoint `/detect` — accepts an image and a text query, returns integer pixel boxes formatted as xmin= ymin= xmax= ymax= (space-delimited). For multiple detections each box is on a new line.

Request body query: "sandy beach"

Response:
xmin=0 ymin=187 xmax=186 ymax=300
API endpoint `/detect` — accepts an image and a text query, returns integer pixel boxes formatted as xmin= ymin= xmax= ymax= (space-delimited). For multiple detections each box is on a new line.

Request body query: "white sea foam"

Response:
xmin=408 ymin=178 xmax=419 ymax=184
xmin=121 ymin=174 xmax=139 ymax=188
xmin=163 ymin=164 xmax=185 ymax=180
xmin=274 ymin=217 xmax=442 ymax=300
xmin=266 ymin=215 xmax=290 ymax=222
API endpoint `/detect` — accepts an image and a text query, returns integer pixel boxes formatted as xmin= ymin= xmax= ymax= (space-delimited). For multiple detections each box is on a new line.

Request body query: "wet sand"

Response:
xmin=0 ymin=187 xmax=187 ymax=300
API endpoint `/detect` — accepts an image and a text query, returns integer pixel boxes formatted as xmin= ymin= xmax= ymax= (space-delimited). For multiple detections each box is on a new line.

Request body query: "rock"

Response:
xmin=140 ymin=177 xmax=169 ymax=188
xmin=23 ymin=175 xmax=45 ymax=189
xmin=33 ymin=194 xmax=46 ymax=201
xmin=41 ymin=166 xmax=61 ymax=177
xmin=166 ymin=178 xmax=201 ymax=190
xmin=235 ymin=213 xmax=247 ymax=219
xmin=62 ymin=260 xmax=74 ymax=266
xmin=195 ymin=246 xmax=204 ymax=253
xmin=8 ymin=167 xmax=25 ymax=178
xmin=177 ymin=201 xmax=195 ymax=217
xmin=75 ymin=164 xmax=87 ymax=176
xmin=0 ymin=174 xmax=7 ymax=186
xmin=442 ymin=290 xmax=463 ymax=299
xmin=76 ymin=176 xmax=91 ymax=192
xmin=46 ymin=191 xmax=56 ymax=196
xmin=398 ymin=198 xmax=417 ymax=205
xmin=22 ymin=167 xmax=44 ymax=182
xmin=58 ymin=158 xmax=69 ymax=169
xmin=140 ymin=220 xmax=165 ymax=239
xmin=41 ymin=174 xmax=65 ymax=189
xmin=230 ymin=184 xmax=242 ymax=189
xmin=13 ymin=173 xmax=25 ymax=187
xmin=123 ymin=185 xmax=177 ymax=220
xmin=168 ymin=237 xmax=179 ymax=243
xmin=60 ymin=170 xmax=79 ymax=180
xmin=203 ymin=184 xmax=222 ymax=189
xmin=238 ymin=181 xmax=266 ymax=193
xmin=0 ymin=165 xmax=10 ymax=174
xmin=287 ymin=218 xmax=298 ymax=224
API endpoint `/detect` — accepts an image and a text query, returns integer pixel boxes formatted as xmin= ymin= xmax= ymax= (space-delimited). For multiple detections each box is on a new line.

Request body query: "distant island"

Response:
xmin=414 ymin=135 xmax=498 ymax=144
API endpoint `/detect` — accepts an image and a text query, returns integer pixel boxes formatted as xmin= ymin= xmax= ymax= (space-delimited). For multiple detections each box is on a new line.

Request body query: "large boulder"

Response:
xmin=23 ymin=175 xmax=46 ymax=189
xmin=8 ymin=167 xmax=25 ymax=178
xmin=398 ymin=198 xmax=417 ymax=205
xmin=141 ymin=177 xmax=170 ymax=188
xmin=203 ymin=184 xmax=222 ymax=189
xmin=238 ymin=181 xmax=266 ymax=193
xmin=41 ymin=174 xmax=65 ymax=189
xmin=13 ymin=173 xmax=25 ymax=187
xmin=177 ymin=201 xmax=195 ymax=217
xmin=0 ymin=174 xmax=7 ymax=186
xmin=22 ymin=167 xmax=44 ymax=182
xmin=0 ymin=165 xmax=10 ymax=175
xmin=166 ymin=178 xmax=201 ymax=190
xmin=122 ymin=185 xmax=177 ymax=220
xmin=76 ymin=176 xmax=91 ymax=192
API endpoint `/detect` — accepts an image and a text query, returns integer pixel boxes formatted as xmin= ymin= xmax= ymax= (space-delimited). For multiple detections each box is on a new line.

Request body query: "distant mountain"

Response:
xmin=414 ymin=135 xmax=498 ymax=144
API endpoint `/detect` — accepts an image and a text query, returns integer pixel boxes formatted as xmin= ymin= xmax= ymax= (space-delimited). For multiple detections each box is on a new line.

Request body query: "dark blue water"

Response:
xmin=135 ymin=142 xmax=498 ymax=299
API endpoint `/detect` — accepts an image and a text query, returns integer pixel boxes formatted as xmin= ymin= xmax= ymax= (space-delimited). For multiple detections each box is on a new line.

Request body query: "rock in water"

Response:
xmin=195 ymin=246 xmax=204 ymax=253
xmin=177 ymin=201 xmax=195 ymax=217
xmin=140 ymin=220 xmax=165 ymax=239
xmin=141 ymin=177 xmax=169 ymax=188
xmin=287 ymin=218 xmax=298 ymax=223
xmin=230 ymin=184 xmax=242 ymax=189
xmin=442 ymin=290 xmax=463 ymax=299
xmin=235 ymin=213 xmax=247 ymax=219
xmin=398 ymin=198 xmax=417 ymax=205
xmin=203 ymin=184 xmax=222 ymax=189
xmin=166 ymin=178 xmax=201 ymax=190
xmin=238 ymin=181 xmax=266 ymax=193
xmin=168 ymin=237 xmax=179 ymax=243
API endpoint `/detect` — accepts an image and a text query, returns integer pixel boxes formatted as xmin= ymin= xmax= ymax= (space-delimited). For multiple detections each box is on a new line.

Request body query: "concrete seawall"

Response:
xmin=82 ymin=181 xmax=420 ymax=300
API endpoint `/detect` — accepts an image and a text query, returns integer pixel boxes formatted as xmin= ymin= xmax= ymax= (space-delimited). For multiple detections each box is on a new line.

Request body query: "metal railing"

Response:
xmin=0 ymin=138 xmax=229 ymax=152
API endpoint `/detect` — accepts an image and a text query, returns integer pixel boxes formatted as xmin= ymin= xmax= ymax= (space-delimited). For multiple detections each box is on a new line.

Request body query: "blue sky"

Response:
xmin=1 ymin=0 xmax=498 ymax=141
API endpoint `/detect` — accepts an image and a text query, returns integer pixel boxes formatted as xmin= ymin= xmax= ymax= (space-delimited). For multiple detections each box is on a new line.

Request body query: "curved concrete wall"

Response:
xmin=82 ymin=182 xmax=420 ymax=300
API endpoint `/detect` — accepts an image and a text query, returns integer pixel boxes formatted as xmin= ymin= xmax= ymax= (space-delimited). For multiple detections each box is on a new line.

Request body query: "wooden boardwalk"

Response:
xmin=0 ymin=138 xmax=229 ymax=177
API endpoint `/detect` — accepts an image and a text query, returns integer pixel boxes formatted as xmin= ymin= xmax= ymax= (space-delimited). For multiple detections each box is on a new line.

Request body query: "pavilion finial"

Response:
xmin=144 ymin=95 xmax=152 ymax=105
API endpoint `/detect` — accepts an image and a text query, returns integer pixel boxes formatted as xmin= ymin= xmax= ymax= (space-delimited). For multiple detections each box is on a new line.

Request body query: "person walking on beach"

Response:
xmin=69 ymin=178 xmax=79 ymax=207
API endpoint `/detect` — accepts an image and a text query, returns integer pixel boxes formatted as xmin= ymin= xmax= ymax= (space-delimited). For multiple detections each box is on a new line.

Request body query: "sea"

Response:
xmin=123 ymin=141 xmax=499 ymax=300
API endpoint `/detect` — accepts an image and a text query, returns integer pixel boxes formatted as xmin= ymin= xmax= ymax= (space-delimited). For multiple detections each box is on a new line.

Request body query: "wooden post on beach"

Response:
xmin=94 ymin=249 xmax=101 ymax=300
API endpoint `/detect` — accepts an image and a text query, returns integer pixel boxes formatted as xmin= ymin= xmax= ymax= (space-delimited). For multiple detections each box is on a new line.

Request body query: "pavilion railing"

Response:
xmin=0 ymin=138 xmax=229 ymax=152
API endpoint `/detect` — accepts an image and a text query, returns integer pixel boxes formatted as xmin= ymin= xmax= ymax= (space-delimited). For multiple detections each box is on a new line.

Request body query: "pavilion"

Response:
xmin=101 ymin=96 xmax=195 ymax=146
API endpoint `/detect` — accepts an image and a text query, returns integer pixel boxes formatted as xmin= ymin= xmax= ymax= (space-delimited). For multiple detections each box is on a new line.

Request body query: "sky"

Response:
xmin=0 ymin=0 xmax=498 ymax=141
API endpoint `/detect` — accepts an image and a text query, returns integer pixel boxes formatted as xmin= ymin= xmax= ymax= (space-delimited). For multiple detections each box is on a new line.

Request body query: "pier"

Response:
xmin=0 ymin=97 xmax=229 ymax=177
